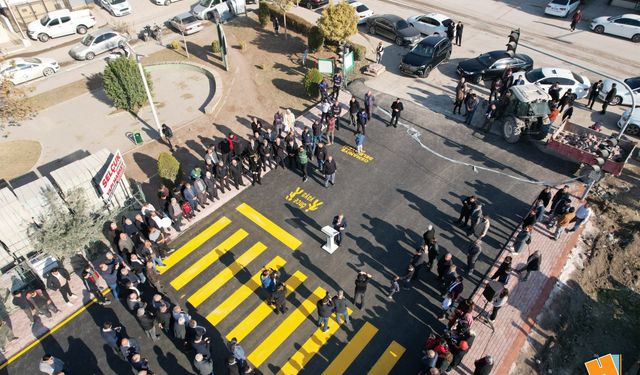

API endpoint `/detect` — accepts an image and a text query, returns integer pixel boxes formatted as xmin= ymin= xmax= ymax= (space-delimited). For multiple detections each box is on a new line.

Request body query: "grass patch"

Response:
xmin=0 ymin=140 xmax=42 ymax=179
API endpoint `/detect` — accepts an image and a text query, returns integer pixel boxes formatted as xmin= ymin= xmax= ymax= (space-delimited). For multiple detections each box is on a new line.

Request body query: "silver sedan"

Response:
xmin=169 ymin=13 xmax=204 ymax=35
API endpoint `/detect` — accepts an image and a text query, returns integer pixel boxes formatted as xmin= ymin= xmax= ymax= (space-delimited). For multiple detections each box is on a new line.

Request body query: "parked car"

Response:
xmin=27 ymin=9 xmax=96 ymax=42
xmin=169 ymin=13 xmax=203 ymax=35
xmin=399 ymin=35 xmax=451 ymax=78
xmin=590 ymin=14 xmax=640 ymax=43
xmin=406 ymin=13 xmax=452 ymax=36
xmin=69 ymin=29 xmax=129 ymax=60
xmin=618 ymin=109 xmax=640 ymax=136
xmin=599 ymin=77 xmax=640 ymax=106
xmin=456 ymin=50 xmax=533 ymax=83
xmin=298 ymin=0 xmax=328 ymax=10
xmin=153 ymin=0 xmax=182 ymax=5
xmin=99 ymin=0 xmax=131 ymax=16
xmin=544 ymin=0 xmax=580 ymax=18
xmin=0 ymin=57 xmax=60 ymax=85
xmin=366 ymin=14 xmax=421 ymax=46
xmin=523 ymin=67 xmax=590 ymax=99
xmin=349 ymin=1 xmax=373 ymax=25
xmin=192 ymin=0 xmax=238 ymax=20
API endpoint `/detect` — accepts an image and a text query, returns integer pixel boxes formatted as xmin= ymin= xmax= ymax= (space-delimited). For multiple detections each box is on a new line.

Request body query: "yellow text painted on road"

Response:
xmin=170 ymin=229 xmax=248 ymax=290
xmin=285 ymin=187 xmax=324 ymax=213
xmin=367 ymin=341 xmax=406 ymax=375
xmin=278 ymin=308 xmax=354 ymax=375
xmin=322 ymin=322 xmax=378 ymax=375
xmin=206 ymin=256 xmax=286 ymax=326
xmin=247 ymin=287 xmax=326 ymax=368
xmin=226 ymin=271 xmax=307 ymax=342
xmin=340 ymin=145 xmax=374 ymax=163
xmin=158 ymin=217 xmax=232 ymax=274
xmin=187 ymin=242 xmax=268 ymax=307
xmin=236 ymin=203 xmax=301 ymax=250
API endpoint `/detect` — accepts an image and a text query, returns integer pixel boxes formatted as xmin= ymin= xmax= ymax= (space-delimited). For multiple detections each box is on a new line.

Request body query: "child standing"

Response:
xmin=355 ymin=131 xmax=365 ymax=154
xmin=387 ymin=276 xmax=400 ymax=300
xmin=440 ymin=291 xmax=453 ymax=319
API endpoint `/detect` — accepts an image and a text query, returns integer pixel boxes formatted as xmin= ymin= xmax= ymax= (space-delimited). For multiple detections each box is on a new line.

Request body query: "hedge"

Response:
xmin=266 ymin=3 xmax=314 ymax=34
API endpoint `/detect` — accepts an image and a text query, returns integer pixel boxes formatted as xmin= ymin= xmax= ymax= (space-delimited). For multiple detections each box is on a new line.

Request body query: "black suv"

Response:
xmin=399 ymin=36 xmax=451 ymax=77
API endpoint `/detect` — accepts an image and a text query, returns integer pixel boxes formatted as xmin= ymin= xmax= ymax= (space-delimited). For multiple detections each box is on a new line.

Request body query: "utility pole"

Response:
xmin=125 ymin=43 xmax=161 ymax=134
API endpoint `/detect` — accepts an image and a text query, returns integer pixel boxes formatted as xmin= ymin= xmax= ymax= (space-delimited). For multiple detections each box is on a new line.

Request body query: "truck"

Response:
xmin=27 ymin=9 xmax=96 ymax=42
xmin=191 ymin=0 xmax=245 ymax=22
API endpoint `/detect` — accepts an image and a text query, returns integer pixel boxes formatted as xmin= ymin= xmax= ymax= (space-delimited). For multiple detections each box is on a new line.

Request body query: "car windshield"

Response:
xmin=549 ymin=0 xmax=568 ymax=4
xmin=477 ymin=53 xmax=496 ymax=66
xmin=410 ymin=43 xmax=434 ymax=57
xmin=24 ymin=58 xmax=41 ymax=64
xmin=110 ymin=0 xmax=126 ymax=4
xmin=199 ymin=0 xmax=212 ymax=6
xmin=40 ymin=15 xmax=50 ymax=26
xmin=607 ymin=16 xmax=619 ymax=22
xmin=572 ymin=73 xmax=584 ymax=84
xmin=525 ymin=69 xmax=545 ymax=82
xmin=81 ymin=34 xmax=95 ymax=46
xmin=624 ymin=77 xmax=640 ymax=90
xmin=356 ymin=5 xmax=368 ymax=12
xmin=396 ymin=20 xmax=410 ymax=30
xmin=181 ymin=15 xmax=198 ymax=23
xmin=442 ymin=19 xmax=453 ymax=27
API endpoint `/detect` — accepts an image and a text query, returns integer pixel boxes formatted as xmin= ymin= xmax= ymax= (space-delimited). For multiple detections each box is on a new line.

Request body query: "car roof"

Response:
xmin=422 ymin=12 xmax=450 ymax=21
xmin=510 ymin=84 xmax=551 ymax=102
xmin=620 ymin=14 xmax=640 ymax=20
xmin=175 ymin=12 xmax=195 ymax=18
xmin=378 ymin=14 xmax=403 ymax=23
xmin=46 ymin=9 xmax=71 ymax=17
xmin=91 ymin=28 xmax=116 ymax=36
xmin=418 ymin=35 xmax=448 ymax=46
xmin=537 ymin=67 xmax=574 ymax=79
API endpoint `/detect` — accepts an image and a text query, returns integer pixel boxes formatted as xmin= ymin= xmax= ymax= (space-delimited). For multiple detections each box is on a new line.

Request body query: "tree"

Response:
xmin=258 ymin=1 xmax=270 ymax=27
xmin=303 ymin=68 xmax=323 ymax=98
xmin=28 ymin=187 xmax=105 ymax=262
xmin=272 ymin=0 xmax=295 ymax=37
xmin=0 ymin=78 xmax=36 ymax=136
xmin=102 ymin=56 xmax=153 ymax=112
xmin=157 ymin=152 xmax=181 ymax=182
xmin=317 ymin=1 xmax=358 ymax=43
xmin=307 ymin=26 xmax=325 ymax=52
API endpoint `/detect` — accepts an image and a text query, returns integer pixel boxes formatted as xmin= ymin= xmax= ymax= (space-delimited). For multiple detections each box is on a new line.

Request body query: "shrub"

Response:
xmin=303 ymin=68 xmax=323 ymax=98
xmin=266 ymin=3 xmax=313 ymax=34
xmin=258 ymin=1 xmax=270 ymax=27
xmin=239 ymin=41 xmax=247 ymax=50
xmin=307 ymin=26 xmax=324 ymax=53
xmin=169 ymin=39 xmax=180 ymax=50
xmin=211 ymin=40 xmax=221 ymax=53
xmin=102 ymin=56 xmax=152 ymax=112
xmin=157 ymin=152 xmax=180 ymax=182
xmin=351 ymin=42 xmax=367 ymax=61
xmin=317 ymin=2 xmax=358 ymax=43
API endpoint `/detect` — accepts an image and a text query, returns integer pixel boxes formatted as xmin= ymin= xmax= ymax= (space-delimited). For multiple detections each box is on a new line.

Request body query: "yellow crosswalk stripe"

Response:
xmin=206 ymin=257 xmax=287 ymax=326
xmin=170 ymin=229 xmax=248 ymax=290
xmin=321 ymin=322 xmax=378 ymax=375
xmin=236 ymin=203 xmax=301 ymax=250
xmin=187 ymin=242 xmax=268 ymax=307
xmin=278 ymin=308 xmax=354 ymax=375
xmin=367 ymin=341 xmax=406 ymax=375
xmin=247 ymin=287 xmax=326 ymax=368
xmin=226 ymin=271 xmax=307 ymax=342
xmin=158 ymin=217 xmax=231 ymax=274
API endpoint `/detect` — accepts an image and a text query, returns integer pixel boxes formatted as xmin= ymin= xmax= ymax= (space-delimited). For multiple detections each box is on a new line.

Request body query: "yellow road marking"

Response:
xmin=278 ymin=308 xmax=354 ymax=375
xmin=236 ymin=203 xmax=301 ymax=250
xmin=226 ymin=271 xmax=307 ymax=342
xmin=0 ymin=289 xmax=110 ymax=370
xmin=158 ymin=217 xmax=231 ymax=274
xmin=206 ymin=257 xmax=286 ymax=326
xmin=247 ymin=287 xmax=326 ymax=368
xmin=170 ymin=229 xmax=248 ymax=290
xmin=367 ymin=341 xmax=406 ymax=375
xmin=187 ymin=242 xmax=268 ymax=307
xmin=321 ymin=322 xmax=378 ymax=375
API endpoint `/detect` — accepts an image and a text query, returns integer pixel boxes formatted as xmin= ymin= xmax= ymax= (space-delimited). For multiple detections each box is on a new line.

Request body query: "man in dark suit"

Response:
xmin=601 ymin=83 xmax=617 ymax=114
xmin=46 ymin=267 xmax=76 ymax=306
xmin=332 ymin=213 xmax=347 ymax=246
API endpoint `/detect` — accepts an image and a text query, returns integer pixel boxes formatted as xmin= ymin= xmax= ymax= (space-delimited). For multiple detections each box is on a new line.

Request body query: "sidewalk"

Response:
xmin=456 ymin=184 xmax=585 ymax=375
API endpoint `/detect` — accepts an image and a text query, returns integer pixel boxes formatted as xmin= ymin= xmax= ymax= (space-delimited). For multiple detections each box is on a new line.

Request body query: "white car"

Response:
xmin=99 ymin=0 xmax=132 ymax=17
xmin=544 ymin=0 xmax=580 ymax=18
xmin=618 ymin=109 xmax=640 ymax=136
xmin=406 ymin=13 xmax=452 ymax=36
xmin=523 ymin=67 xmax=590 ymax=99
xmin=0 ymin=57 xmax=60 ymax=85
xmin=590 ymin=14 xmax=640 ymax=43
xmin=154 ymin=0 xmax=182 ymax=5
xmin=599 ymin=77 xmax=640 ymax=106
xmin=169 ymin=13 xmax=203 ymax=35
xmin=27 ymin=9 xmax=96 ymax=42
xmin=348 ymin=1 xmax=373 ymax=25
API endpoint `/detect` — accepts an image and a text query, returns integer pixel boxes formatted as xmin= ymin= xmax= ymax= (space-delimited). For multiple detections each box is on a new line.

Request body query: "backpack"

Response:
xmin=181 ymin=201 xmax=192 ymax=215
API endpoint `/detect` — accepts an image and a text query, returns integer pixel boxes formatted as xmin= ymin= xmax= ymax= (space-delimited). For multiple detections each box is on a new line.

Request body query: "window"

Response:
xmin=491 ymin=62 xmax=507 ymax=70
xmin=615 ymin=18 xmax=633 ymax=25
xmin=396 ymin=20 xmax=410 ymax=30
xmin=556 ymin=78 xmax=574 ymax=86
xmin=624 ymin=77 xmax=640 ymax=90
xmin=355 ymin=5 xmax=368 ymax=12
xmin=421 ymin=17 xmax=438 ymax=26
xmin=525 ymin=69 xmax=545 ymax=82
xmin=378 ymin=19 xmax=391 ymax=28
xmin=539 ymin=78 xmax=556 ymax=85
xmin=550 ymin=0 xmax=569 ymax=4
xmin=572 ymin=73 xmax=585 ymax=84
xmin=48 ymin=18 xmax=60 ymax=26
xmin=60 ymin=16 xmax=71 ymax=23
xmin=94 ymin=34 xmax=106 ymax=43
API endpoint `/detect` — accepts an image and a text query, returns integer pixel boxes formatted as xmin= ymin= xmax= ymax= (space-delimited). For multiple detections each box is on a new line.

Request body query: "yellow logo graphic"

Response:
xmin=340 ymin=145 xmax=374 ymax=163
xmin=585 ymin=354 xmax=621 ymax=375
xmin=285 ymin=187 xmax=324 ymax=212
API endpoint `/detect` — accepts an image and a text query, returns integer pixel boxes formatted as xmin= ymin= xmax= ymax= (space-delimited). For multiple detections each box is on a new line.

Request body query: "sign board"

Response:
xmin=343 ymin=51 xmax=354 ymax=73
xmin=133 ymin=132 xmax=143 ymax=145
xmin=318 ymin=58 xmax=334 ymax=75
xmin=217 ymin=23 xmax=229 ymax=71
xmin=99 ymin=150 xmax=126 ymax=199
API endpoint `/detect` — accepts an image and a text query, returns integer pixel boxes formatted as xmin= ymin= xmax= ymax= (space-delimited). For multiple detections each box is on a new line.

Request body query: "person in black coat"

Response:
xmin=258 ymin=139 xmax=274 ymax=170
xmin=215 ymin=161 xmax=231 ymax=193
xmin=518 ymin=251 xmax=542 ymax=281
xmin=390 ymin=98 xmax=404 ymax=128
xmin=228 ymin=159 xmax=245 ymax=190
xmin=601 ymin=83 xmax=617 ymax=114
xmin=587 ymin=80 xmax=603 ymax=109
xmin=100 ymin=321 xmax=122 ymax=355
xmin=46 ymin=267 xmax=76 ymax=305
xmin=537 ymin=186 xmax=553 ymax=208
xmin=456 ymin=195 xmax=477 ymax=226
xmin=455 ymin=21 xmax=464 ymax=46
xmin=272 ymin=138 xmax=287 ymax=169
xmin=332 ymin=213 xmax=347 ymax=245
xmin=446 ymin=22 xmax=455 ymax=41
xmin=473 ymin=355 xmax=494 ymax=375
xmin=549 ymin=185 xmax=569 ymax=213
xmin=348 ymin=97 xmax=360 ymax=126
xmin=272 ymin=283 xmax=288 ymax=314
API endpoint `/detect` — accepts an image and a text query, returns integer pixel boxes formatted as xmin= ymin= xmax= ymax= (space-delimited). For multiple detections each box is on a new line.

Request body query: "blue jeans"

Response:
xmin=318 ymin=316 xmax=329 ymax=332
xmin=108 ymin=283 xmax=119 ymax=299
xmin=336 ymin=310 xmax=350 ymax=324
xmin=465 ymin=109 xmax=476 ymax=125
xmin=317 ymin=159 xmax=325 ymax=171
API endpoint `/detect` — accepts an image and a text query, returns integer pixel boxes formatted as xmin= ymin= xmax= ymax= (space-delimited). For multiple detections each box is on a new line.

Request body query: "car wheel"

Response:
xmin=625 ymin=124 xmax=640 ymax=136
xmin=86 ymin=52 xmax=95 ymax=60
xmin=369 ymin=26 xmax=376 ymax=35
xmin=164 ymin=0 xmax=170 ymax=4
xmin=421 ymin=66 xmax=432 ymax=78
xmin=306 ymin=2 xmax=313 ymax=9
xmin=594 ymin=25 xmax=604 ymax=34
xmin=503 ymin=116 xmax=524 ymax=143
xmin=632 ymin=34 xmax=640 ymax=43
xmin=394 ymin=36 xmax=403 ymax=46
xmin=610 ymin=95 xmax=623 ymax=106
xmin=37 ymin=33 xmax=50 ymax=42
xmin=42 ymin=67 xmax=55 ymax=77
xmin=77 ymin=25 xmax=88 ymax=34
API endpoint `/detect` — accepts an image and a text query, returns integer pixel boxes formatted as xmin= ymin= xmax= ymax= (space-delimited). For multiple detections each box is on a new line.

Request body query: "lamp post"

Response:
xmin=124 ymin=42 xmax=161 ymax=134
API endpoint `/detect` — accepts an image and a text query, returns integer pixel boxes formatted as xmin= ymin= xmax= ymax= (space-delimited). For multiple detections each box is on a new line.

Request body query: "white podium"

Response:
xmin=321 ymin=225 xmax=339 ymax=254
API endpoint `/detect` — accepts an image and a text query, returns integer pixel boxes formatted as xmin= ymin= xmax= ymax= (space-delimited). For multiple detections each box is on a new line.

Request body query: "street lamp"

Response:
xmin=124 ymin=42 xmax=162 ymax=134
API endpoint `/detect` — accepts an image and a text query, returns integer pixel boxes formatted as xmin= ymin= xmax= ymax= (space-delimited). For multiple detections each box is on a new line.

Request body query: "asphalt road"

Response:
xmin=2 ymin=83 xmax=576 ymax=374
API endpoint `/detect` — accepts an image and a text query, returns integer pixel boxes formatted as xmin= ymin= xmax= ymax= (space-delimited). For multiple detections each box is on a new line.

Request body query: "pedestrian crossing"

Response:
xmin=161 ymin=203 xmax=406 ymax=373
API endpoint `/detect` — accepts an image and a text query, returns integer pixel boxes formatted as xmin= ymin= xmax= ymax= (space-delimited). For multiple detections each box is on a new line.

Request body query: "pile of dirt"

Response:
xmin=512 ymin=160 xmax=640 ymax=374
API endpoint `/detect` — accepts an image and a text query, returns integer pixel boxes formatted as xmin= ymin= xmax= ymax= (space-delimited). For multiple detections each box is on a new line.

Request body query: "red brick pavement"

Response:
xmin=456 ymin=184 xmax=585 ymax=375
